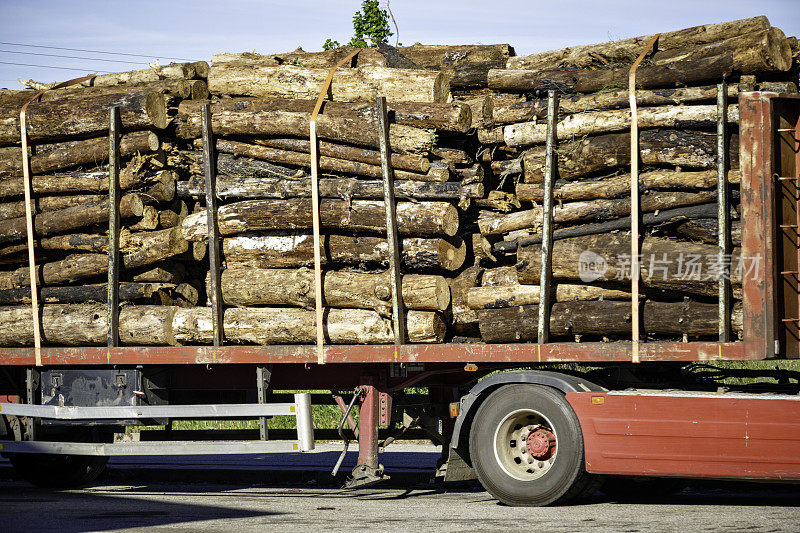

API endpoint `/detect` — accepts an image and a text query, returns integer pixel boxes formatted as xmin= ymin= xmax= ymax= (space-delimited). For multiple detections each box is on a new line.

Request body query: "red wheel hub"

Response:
xmin=526 ymin=427 xmax=556 ymax=460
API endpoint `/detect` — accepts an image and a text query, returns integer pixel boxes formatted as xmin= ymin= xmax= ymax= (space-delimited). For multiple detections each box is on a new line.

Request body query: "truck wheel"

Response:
xmin=10 ymin=453 xmax=108 ymax=488
xmin=469 ymin=384 xmax=595 ymax=506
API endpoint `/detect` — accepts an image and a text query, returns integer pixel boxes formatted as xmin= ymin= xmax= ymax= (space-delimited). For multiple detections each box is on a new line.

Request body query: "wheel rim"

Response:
xmin=492 ymin=409 xmax=558 ymax=481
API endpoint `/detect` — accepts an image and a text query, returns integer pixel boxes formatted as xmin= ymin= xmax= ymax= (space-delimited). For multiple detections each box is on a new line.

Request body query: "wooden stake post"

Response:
xmin=717 ymin=81 xmax=732 ymax=341
xmin=107 ymin=106 xmax=121 ymax=348
xmin=377 ymin=95 xmax=406 ymax=348
xmin=202 ymin=103 xmax=224 ymax=347
xmin=537 ymin=91 xmax=558 ymax=344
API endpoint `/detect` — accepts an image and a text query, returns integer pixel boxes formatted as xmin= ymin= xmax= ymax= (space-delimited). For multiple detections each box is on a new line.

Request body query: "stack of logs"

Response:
xmin=0 ymin=15 xmax=797 ymax=346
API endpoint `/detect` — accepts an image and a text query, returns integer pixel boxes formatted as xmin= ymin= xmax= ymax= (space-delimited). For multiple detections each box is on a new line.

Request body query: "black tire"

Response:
xmin=10 ymin=453 xmax=108 ymax=488
xmin=469 ymin=384 xmax=595 ymax=506
xmin=601 ymin=476 xmax=684 ymax=501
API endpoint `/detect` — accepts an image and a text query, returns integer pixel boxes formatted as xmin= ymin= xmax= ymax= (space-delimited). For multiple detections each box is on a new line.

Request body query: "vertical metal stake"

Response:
xmin=107 ymin=106 xmax=121 ymax=348
xmin=201 ymin=104 xmax=223 ymax=347
xmin=376 ymin=95 xmax=406 ymax=347
xmin=538 ymin=91 xmax=558 ymax=344
xmin=717 ymin=82 xmax=731 ymax=341
xmin=257 ymin=365 xmax=272 ymax=441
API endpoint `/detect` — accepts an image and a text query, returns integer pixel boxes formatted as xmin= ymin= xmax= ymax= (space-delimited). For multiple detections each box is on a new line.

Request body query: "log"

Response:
xmin=207 ymin=141 xmax=447 ymax=182
xmin=140 ymin=170 xmax=177 ymax=204
xmin=0 ymin=303 xmax=180 ymax=346
xmin=0 ymin=193 xmax=111 ymax=220
xmin=182 ymin=199 xmax=460 ymax=238
xmin=0 ymin=227 xmax=188 ymax=289
xmin=450 ymin=266 xmax=482 ymax=334
xmin=431 ymin=146 xmax=472 ymax=166
xmin=0 ymin=91 xmax=169 ymax=145
xmin=0 ymin=194 xmax=143 ymax=245
xmin=178 ymin=97 xmax=471 ymax=133
xmin=0 ymin=79 xmax=206 ymax=107
xmin=245 ymin=137 xmax=429 ymax=173
xmin=515 ymin=232 xmax=745 ymax=297
xmin=217 ymin=267 xmax=449 ymax=312
xmin=522 ymin=130 xmax=740 ymax=183
xmin=132 ymin=262 xmax=185 ymax=283
xmin=478 ymin=190 xmax=716 ymax=236
xmin=207 ymin=65 xmax=449 ymax=103
xmin=129 ymin=206 xmax=160 ymax=231
xmin=22 ymin=62 xmax=201 ymax=90
xmin=466 ymin=284 xmax=632 ymax=309
xmin=172 ymin=307 xmax=444 ymax=345
xmin=515 ymin=169 xmax=741 ymax=202
xmin=493 ymin=85 xmax=738 ymax=125
xmin=178 ymin=174 xmax=481 ymax=201
xmin=0 ymin=167 xmax=154 ymax=197
xmin=0 ymin=282 xmax=173 ymax=305
xmin=477 ymin=300 xmax=742 ymax=342
xmin=503 ymin=104 xmax=739 ymax=147
xmin=482 ymin=266 xmax=518 ymax=286
xmin=398 ymin=43 xmax=514 ymax=67
xmin=459 ymin=96 xmax=493 ymax=128
xmin=506 ymin=16 xmax=771 ymax=70
xmin=676 ymin=218 xmax=742 ymax=247
xmin=220 ymin=233 xmax=466 ymax=271
xmin=210 ymin=47 xmax=388 ymax=69
xmin=176 ymin=108 xmax=433 ymax=154
xmin=0 ymin=131 xmax=159 ymax=178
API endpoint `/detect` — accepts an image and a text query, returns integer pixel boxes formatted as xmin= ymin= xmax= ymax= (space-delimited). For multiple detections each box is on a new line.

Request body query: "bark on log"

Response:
xmin=207 ymin=141 xmax=446 ymax=182
xmin=176 ymin=108 xmax=433 ymax=154
xmin=0 ymin=131 xmax=159 ymax=179
xmin=22 ymin=62 xmax=201 ymax=90
xmin=132 ymin=262 xmax=185 ymax=283
xmin=0 ymin=227 xmax=188 ymax=289
xmin=398 ymin=43 xmax=514 ymax=67
xmin=220 ymin=233 xmax=466 ymax=271
xmin=217 ymin=267 xmax=449 ymax=313
xmin=245 ymin=137 xmax=429 ymax=173
xmin=178 ymin=174 xmax=480 ymax=201
xmin=478 ymin=300 xmax=743 ymax=342
xmin=128 ymin=205 xmax=159 ymax=231
xmin=515 ymin=232 xmax=745 ymax=297
xmin=515 ymin=169 xmax=741 ymax=202
xmin=211 ymin=47 xmax=388 ymax=68
xmin=178 ymin=97 xmax=470 ymax=133
xmin=182 ymin=199 xmax=459 ymax=238
xmin=506 ymin=16 xmax=771 ymax=70
xmin=0 ymin=193 xmax=110 ymax=220
xmin=172 ymin=307 xmax=444 ymax=345
xmin=522 ymin=130 xmax=740 ymax=183
xmin=207 ymin=65 xmax=449 ymax=103
xmin=0 ymin=303 xmax=181 ymax=346
xmin=466 ymin=284 xmax=632 ymax=309
xmin=0 ymin=282 xmax=173 ymax=305
xmin=478 ymin=190 xmax=715 ymax=236
xmin=450 ymin=266 xmax=482 ymax=334
xmin=504 ymin=105 xmax=739 ymax=147
xmin=493 ymin=85 xmax=738 ymax=125
xmin=0 ymin=80 xmax=206 ymax=108
xmin=0 ymin=91 xmax=169 ymax=145
xmin=0 ymin=194 xmax=143 ymax=245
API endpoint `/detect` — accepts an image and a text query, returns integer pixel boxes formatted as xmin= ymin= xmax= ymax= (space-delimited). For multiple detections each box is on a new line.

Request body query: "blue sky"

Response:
xmin=0 ymin=0 xmax=798 ymax=89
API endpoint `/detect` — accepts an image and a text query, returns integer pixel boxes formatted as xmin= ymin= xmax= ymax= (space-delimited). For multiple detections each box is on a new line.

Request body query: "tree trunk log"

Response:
xmin=515 ymin=169 xmax=741 ymax=202
xmin=506 ymin=16 xmax=770 ymax=70
xmin=493 ymin=85 xmax=738 ymax=125
xmin=477 ymin=300 xmax=743 ymax=342
xmin=207 ymin=65 xmax=448 ymax=103
xmin=220 ymin=233 xmax=466 ymax=271
xmin=176 ymin=108 xmax=433 ymax=154
xmin=211 ymin=47 xmax=388 ymax=69
xmin=172 ymin=307 xmax=444 ymax=345
xmin=178 ymin=174 xmax=480 ymax=201
xmin=503 ymin=105 xmax=738 ymax=147
xmin=522 ymin=130 xmax=740 ymax=183
xmin=478 ymin=190 xmax=715 ymax=236
xmin=466 ymin=284 xmax=632 ymax=309
xmin=0 ymin=194 xmax=143 ymax=245
xmin=217 ymin=267 xmax=449 ymax=313
xmin=22 ymin=62 xmax=202 ymax=90
xmin=206 ymin=141 xmax=447 ymax=182
xmin=0 ymin=92 xmax=169 ymax=145
xmin=182 ymin=199 xmax=459 ymax=238
xmin=515 ymin=232 xmax=745 ymax=297
xmin=449 ymin=266 xmax=482 ymax=335
xmin=0 ymin=282 xmax=173 ymax=305
xmin=178 ymin=97 xmax=470 ymax=133
xmin=0 ymin=131 xmax=159 ymax=178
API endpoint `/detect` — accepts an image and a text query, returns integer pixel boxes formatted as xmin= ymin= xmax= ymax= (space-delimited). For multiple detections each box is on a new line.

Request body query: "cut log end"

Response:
xmin=145 ymin=92 xmax=170 ymax=129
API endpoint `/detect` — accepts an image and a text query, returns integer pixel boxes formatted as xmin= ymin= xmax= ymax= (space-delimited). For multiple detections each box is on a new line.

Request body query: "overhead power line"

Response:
xmin=0 ymin=60 xmax=110 ymax=73
xmin=0 ymin=49 xmax=150 ymax=65
xmin=0 ymin=41 xmax=199 ymax=62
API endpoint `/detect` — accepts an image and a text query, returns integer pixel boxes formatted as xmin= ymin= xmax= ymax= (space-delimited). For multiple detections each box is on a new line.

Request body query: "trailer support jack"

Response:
xmin=343 ymin=380 xmax=389 ymax=489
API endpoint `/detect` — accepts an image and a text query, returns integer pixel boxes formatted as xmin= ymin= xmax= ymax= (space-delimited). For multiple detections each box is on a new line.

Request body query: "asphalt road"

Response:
xmin=2 ymin=444 xmax=799 ymax=532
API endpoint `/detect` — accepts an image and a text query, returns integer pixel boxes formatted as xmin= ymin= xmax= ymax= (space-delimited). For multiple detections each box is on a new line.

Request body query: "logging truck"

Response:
xmin=0 ymin=90 xmax=798 ymax=507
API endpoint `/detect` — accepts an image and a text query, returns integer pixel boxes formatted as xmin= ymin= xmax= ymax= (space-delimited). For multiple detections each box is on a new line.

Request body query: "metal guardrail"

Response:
xmin=0 ymin=393 xmax=315 ymax=456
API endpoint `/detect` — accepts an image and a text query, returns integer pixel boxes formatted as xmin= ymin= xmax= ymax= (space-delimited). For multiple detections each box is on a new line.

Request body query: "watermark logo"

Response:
xmin=578 ymin=250 xmax=608 ymax=282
